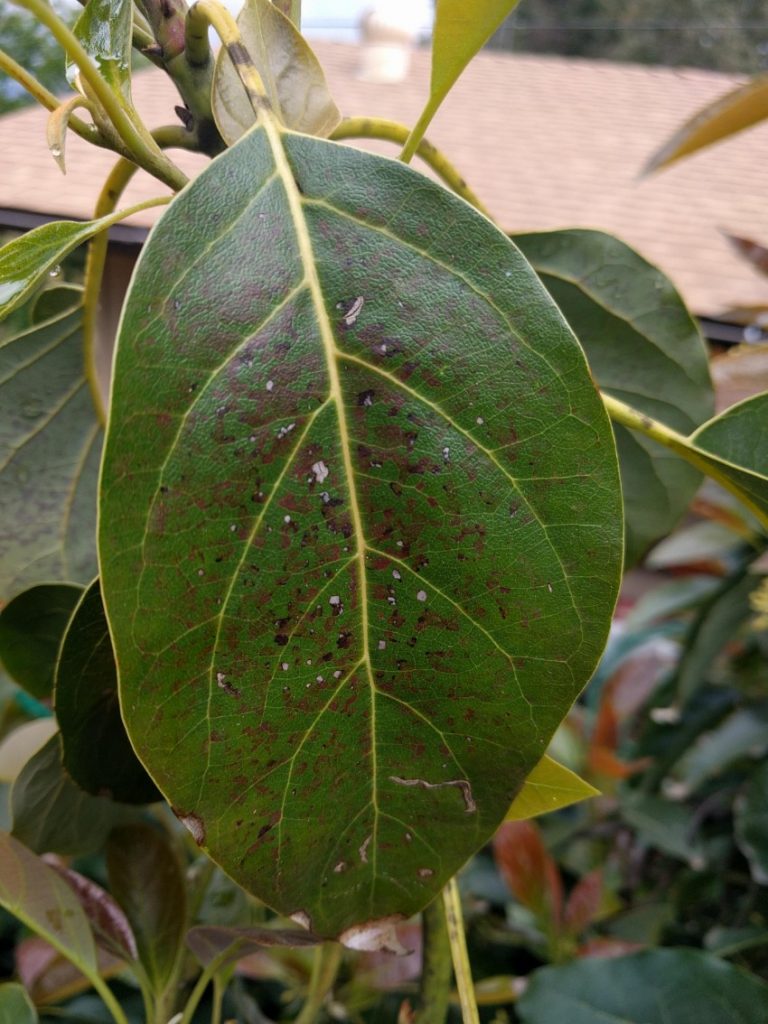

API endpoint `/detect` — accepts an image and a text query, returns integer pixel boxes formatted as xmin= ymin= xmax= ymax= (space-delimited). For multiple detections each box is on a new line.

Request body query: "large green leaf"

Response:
xmin=0 ymin=983 xmax=37 ymax=1024
xmin=690 ymin=393 xmax=768 ymax=525
xmin=0 ymin=307 xmax=101 ymax=601
xmin=517 ymin=948 xmax=768 ymax=1023
xmin=645 ymin=74 xmax=768 ymax=173
xmin=405 ymin=0 xmax=522 ymax=155
xmin=212 ymin=0 xmax=340 ymax=145
xmin=11 ymin=736 xmax=132 ymax=856
xmin=99 ymin=122 xmax=623 ymax=938
xmin=105 ymin=824 xmax=186 ymax=997
xmin=513 ymin=229 xmax=713 ymax=565
xmin=67 ymin=0 xmax=133 ymax=102
xmin=0 ymin=583 xmax=83 ymax=699
xmin=735 ymin=760 xmax=768 ymax=885
xmin=0 ymin=831 xmax=100 ymax=987
xmin=55 ymin=580 xmax=160 ymax=804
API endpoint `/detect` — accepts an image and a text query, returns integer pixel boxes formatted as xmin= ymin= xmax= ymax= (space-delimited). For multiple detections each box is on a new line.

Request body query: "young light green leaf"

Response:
xmin=47 ymin=95 xmax=92 ymax=174
xmin=55 ymin=579 xmax=160 ymax=804
xmin=403 ymin=0 xmax=522 ymax=158
xmin=517 ymin=948 xmax=768 ymax=1023
xmin=212 ymin=0 xmax=340 ymax=145
xmin=690 ymin=393 xmax=768 ymax=526
xmin=0 ymin=831 xmax=100 ymax=986
xmin=11 ymin=735 xmax=133 ymax=856
xmin=505 ymin=755 xmax=599 ymax=821
xmin=512 ymin=229 xmax=714 ymax=565
xmin=645 ymin=73 xmax=768 ymax=174
xmin=0 ymin=307 xmax=102 ymax=602
xmin=0 ymin=982 xmax=38 ymax=1024
xmin=0 ymin=200 xmax=169 ymax=322
xmin=106 ymin=824 xmax=187 ymax=997
xmin=735 ymin=761 xmax=768 ymax=885
xmin=99 ymin=117 xmax=623 ymax=939
xmin=0 ymin=583 xmax=83 ymax=699
xmin=67 ymin=0 xmax=133 ymax=103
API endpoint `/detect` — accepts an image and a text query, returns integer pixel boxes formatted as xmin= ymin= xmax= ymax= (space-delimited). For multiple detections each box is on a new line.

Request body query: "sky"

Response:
xmin=295 ymin=0 xmax=433 ymax=40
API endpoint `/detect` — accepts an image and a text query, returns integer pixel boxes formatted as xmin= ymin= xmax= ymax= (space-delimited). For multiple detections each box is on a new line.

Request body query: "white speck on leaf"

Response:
xmin=312 ymin=461 xmax=329 ymax=483
xmin=417 ymin=590 xmax=427 ymax=602
xmin=284 ymin=515 xmax=291 ymax=524
xmin=378 ymin=640 xmax=386 ymax=650
xmin=476 ymin=416 xmax=484 ymax=425
xmin=392 ymin=570 xmax=401 ymax=581
xmin=266 ymin=379 xmax=274 ymax=391
xmin=344 ymin=296 xmax=364 ymax=326
xmin=281 ymin=662 xmax=289 ymax=671
xmin=359 ymin=834 xmax=372 ymax=863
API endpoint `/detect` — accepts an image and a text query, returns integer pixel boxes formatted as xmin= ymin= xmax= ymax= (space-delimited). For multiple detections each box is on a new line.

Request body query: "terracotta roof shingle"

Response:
xmin=1 ymin=42 xmax=766 ymax=316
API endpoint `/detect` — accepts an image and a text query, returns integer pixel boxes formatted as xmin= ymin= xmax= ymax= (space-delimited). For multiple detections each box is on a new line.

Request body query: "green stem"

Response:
xmin=12 ymin=0 xmax=188 ymax=191
xmin=400 ymin=98 xmax=440 ymax=164
xmin=188 ymin=0 xmax=268 ymax=109
xmin=442 ymin=878 xmax=479 ymax=1024
xmin=89 ymin=975 xmax=131 ymax=1024
xmin=415 ymin=897 xmax=452 ymax=1024
xmin=602 ymin=393 xmax=768 ymax=530
xmin=331 ymin=117 xmax=492 ymax=219
xmin=294 ymin=941 xmax=343 ymax=1024
xmin=83 ymin=125 xmax=195 ymax=422
xmin=0 ymin=48 xmax=97 ymax=141
xmin=178 ymin=946 xmax=239 ymax=1024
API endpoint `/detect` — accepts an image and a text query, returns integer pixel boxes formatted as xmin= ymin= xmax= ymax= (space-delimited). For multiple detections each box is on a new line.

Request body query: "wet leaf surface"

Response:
xmin=67 ymin=0 xmax=133 ymax=101
xmin=99 ymin=125 xmax=622 ymax=937
xmin=0 ymin=307 xmax=101 ymax=601
xmin=513 ymin=229 xmax=713 ymax=564
xmin=55 ymin=580 xmax=160 ymax=804
xmin=0 ymin=583 xmax=83 ymax=699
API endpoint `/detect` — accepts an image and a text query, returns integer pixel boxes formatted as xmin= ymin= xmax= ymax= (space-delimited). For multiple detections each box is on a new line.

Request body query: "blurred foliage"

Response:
xmin=490 ymin=0 xmax=768 ymax=73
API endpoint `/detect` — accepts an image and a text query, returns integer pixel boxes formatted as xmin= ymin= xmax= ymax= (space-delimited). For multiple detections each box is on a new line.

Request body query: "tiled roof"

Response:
xmin=1 ymin=42 xmax=767 ymax=316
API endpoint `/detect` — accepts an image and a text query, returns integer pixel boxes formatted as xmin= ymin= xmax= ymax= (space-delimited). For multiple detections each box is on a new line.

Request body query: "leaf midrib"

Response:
xmin=262 ymin=114 xmax=382 ymax=884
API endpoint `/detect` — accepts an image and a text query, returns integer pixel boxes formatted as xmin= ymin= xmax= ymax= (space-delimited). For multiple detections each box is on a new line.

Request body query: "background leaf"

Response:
xmin=735 ymin=760 xmax=768 ymax=884
xmin=517 ymin=948 xmax=768 ymax=1023
xmin=0 ymin=831 xmax=100 ymax=986
xmin=186 ymin=924 xmax=321 ymax=970
xmin=0 ymin=215 xmax=133 ymax=322
xmin=0 ymin=583 xmax=83 ymax=698
xmin=0 ymin=719 xmax=58 ymax=783
xmin=212 ymin=0 xmax=340 ymax=145
xmin=67 ymin=0 xmax=133 ymax=102
xmin=645 ymin=74 xmax=768 ymax=172
xmin=0 ymin=306 xmax=101 ymax=601
xmin=105 ymin=824 xmax=186 ymax=997
xmin=55 ymin=580 xmax=160 ymax=804
xmin=691 ymin=393 xmax=768 ymax=524
xmin=99 ymin=124 xmax=622 ymax=937
xmin=0 ymin=982 xmax=37 ymax=1023
xmin=513 ymin=229 xmax=713 ymax=564
xmin=11 ymin=735 xmax=132 ymax=856
xmin=504 ymin=755 xmax=598 ymax=821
